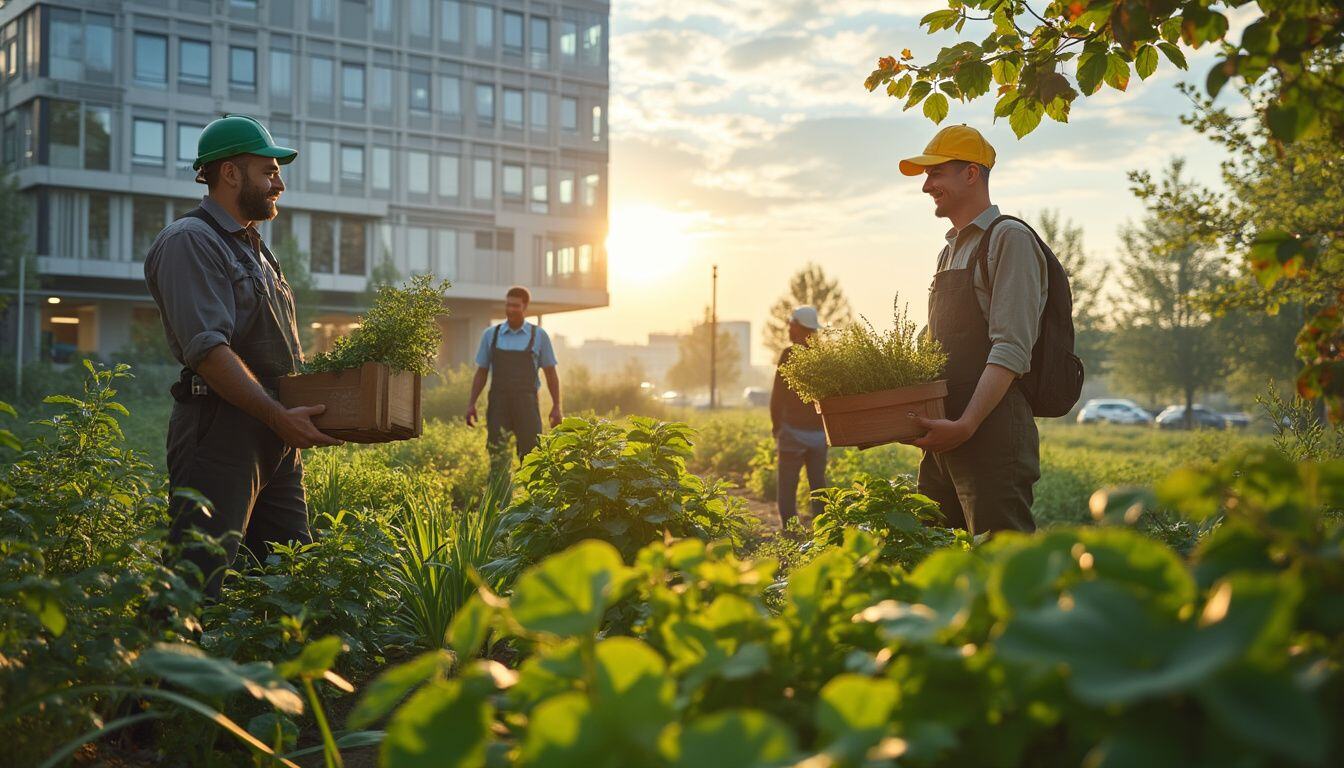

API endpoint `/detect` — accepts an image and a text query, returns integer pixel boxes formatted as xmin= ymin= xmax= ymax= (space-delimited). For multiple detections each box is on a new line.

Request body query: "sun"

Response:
xmin=605 ymin=205 xmax=698 ymax=285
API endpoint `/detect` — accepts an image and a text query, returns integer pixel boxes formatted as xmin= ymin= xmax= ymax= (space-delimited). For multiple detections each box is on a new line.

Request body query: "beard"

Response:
xmin=238 ymin=178 xmax=278 ymax=221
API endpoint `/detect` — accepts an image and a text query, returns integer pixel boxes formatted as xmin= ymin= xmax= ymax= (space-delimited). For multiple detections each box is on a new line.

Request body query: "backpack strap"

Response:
xmin=972 ymin=214 xmax=1050 ymax=292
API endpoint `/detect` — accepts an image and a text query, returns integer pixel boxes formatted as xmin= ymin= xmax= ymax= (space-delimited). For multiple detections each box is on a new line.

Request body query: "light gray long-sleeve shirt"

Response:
xmin=934 ymin=204 xmax=1048 ymax=376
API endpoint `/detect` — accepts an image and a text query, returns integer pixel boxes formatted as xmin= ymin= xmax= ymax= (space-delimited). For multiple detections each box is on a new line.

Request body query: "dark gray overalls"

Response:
xmin=485 ymin=323 xmax=543 ymax=463
xmin=165 ymin=207 xmax=308 ymax=597
xmin=917 ymin=250 xmax=1040 ymax=535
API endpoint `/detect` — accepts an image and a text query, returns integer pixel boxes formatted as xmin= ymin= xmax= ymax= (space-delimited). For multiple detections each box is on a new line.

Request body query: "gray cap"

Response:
xmin=790 ymin=305 xmax=821 ymax=330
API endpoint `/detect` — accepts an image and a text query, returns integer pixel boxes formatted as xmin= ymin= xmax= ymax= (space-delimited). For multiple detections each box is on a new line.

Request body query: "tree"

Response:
xmin=667 ymin=308 xmax=743 ymax=397
xmin=0 ymin=168 xmax=33 ymax=313
xmin=272 ymin=235 xmax=318 ymax=350
xmin=763 ymin=263 xmax=853 ymax=357
xmin=1034 ymin=209 xmax=1110 ymax=376
xmin=1110 ymin=160 xmax=1229 ymax=424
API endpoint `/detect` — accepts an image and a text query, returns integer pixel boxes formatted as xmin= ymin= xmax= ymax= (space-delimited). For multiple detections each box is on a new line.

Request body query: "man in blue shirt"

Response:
xmin=465 ymin=286 xmax=562 ymax=464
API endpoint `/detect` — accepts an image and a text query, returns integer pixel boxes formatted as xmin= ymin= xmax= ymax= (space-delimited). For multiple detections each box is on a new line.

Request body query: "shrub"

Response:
xmin=779 ymin=298 xmax=946 ymax=403
xmin=689 ymin=410 xmax=769 ymax=480
xmin=504 ymin=416 xmax=755 ymax=563
xmin=811 ymin=473 xmax=971 ymax=568
xmin=305 ymin=275 xmax=451 ymax=375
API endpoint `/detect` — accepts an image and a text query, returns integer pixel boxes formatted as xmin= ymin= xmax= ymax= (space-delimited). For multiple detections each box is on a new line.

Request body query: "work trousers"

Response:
xmin=486 ymin=389 xmax=543 ymax=465
xmin=166 ymin=397 xmax=310 ymax=598
xmin=917 ymin=387 xmax=1039 ymax=535
xmin=777 ymin=424 xmax=828 ymax=527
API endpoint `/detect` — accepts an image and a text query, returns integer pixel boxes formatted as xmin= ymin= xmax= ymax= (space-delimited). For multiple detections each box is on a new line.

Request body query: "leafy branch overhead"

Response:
xmin=866 ymin=1 xmax=1344 ymax=142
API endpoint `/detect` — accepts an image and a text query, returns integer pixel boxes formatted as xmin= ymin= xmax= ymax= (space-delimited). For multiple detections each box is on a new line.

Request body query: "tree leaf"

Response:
xmin=509 ymin=540 xmax=633 ymax=637
xmin=923 ymin=92 xmax=950 ymax=124
xmin=903 ymin=80 xmax=932 ymax=111
xmin=1156 ymin=42 xmax=1187 ymax=70
xmin=1135 ymin=45 xmax=1158 ymax=79
xmin=1077 ymin=50 xmax=1106 ymax=95
xmin=1104 ymin=53 xmax=1131 ymax=90
xmin=1008 ymin=98 xmax=1044 ymax=138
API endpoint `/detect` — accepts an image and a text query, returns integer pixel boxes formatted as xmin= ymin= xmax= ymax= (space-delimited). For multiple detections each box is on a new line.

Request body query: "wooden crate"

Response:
xmin=276 ymin=362 xmax=422 ymax=444
xmin=815 ymin=379 xmax=948 ymax=448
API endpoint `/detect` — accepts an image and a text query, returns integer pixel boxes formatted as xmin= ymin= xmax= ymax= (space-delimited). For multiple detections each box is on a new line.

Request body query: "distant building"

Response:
xmin=557 ymin=319 xmax=751 ymax=388
xmin=0 ymin=0 xmax=610 ymax=367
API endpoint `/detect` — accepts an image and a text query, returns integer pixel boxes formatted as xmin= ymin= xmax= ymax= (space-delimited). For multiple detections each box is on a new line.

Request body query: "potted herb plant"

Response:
xmin=276 ymin=275 xmax=450 ymax=443
xmin=779 ymin=299 xmax=947 ymax=447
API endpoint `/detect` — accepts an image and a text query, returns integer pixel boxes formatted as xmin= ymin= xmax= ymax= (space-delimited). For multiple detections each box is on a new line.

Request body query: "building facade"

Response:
xmin=0 ymin=0 xmax=609 ymax=368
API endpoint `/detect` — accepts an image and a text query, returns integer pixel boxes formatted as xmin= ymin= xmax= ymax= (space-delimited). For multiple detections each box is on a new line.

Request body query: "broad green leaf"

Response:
xmin=1156 ymin=42 xmax=1187 ymax=70
xmin=1078 ymin=527 xmax=1195 ymax=614
xmin=348 ymin=651 xmax=453 ymax=730
xmin=592 ymin=638 xmax=676 ymax=750
xmin=509 ymin=540 xmax=633 ymax=638
xmin=1134 ymin=46 xmax=1158 ymax=79
xmin=816 ymin=675 xmax=898 ymax=757
xmin=1266 ymin=100 xmax=1318 ymax=143
xmin=22 ymin=590 xmax=67 ymax=637
xmin=137 ymin=644 xmax=303 ymax=714
xmin=920 ymin=9 xmax=960 ymax=33
xmin=247 ymin=713 xmax=299 ymax=752
xmin=520 ymin=691 xmax=607 ymax=766
xmin=991 ymin=56 xmax=1021 ymax=86
xmin=382 ymin=680 xmax=493 ymax=768
xmin=278 ymin=636 xmax=344 ymax=681
xmin=1076 ymin=50 xmax=1106 ymax=95
xmin=904 ymin=80 xmax=932 ymax=111
xmin=953 ymin=61 xmax=993 ymax=99
xmin=1044 ymin=96 xmax=1071 ymax=123
xmin=1196 ymin=667 xmax=1325 ymax=764
xmin=923 ymin=92 xmax=950 ymax=124
xmin=1103 ymin=54 xmax=1130 ymax=90
xmin=667 ymin=710 xmax=796 ymax=768
xmin=0 ymin=400 xmax=17 ymax=417
xmin=1206 ymin=60 xmax=1231 ymax=97
xmin=1009 ymin=98 xmax=1044 ymax=137
xmin=448 ymin=592 xmax=495 ymax=659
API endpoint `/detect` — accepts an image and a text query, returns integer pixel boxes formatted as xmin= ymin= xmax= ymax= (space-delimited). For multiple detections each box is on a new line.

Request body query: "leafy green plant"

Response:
xmin=304 ymin=275 xmax=451 ymax=375
xmin=504 ymin=417 xmax=754 ymax=563
xmin=812 ymin=473 xmax=972 ymax=568
xmin=780 ymin=299 xmax=946 ymax=403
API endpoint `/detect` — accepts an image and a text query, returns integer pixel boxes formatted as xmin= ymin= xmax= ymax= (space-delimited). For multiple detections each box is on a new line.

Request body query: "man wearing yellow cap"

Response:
xmin=900 ymin=125 xmax=1047 ymax=534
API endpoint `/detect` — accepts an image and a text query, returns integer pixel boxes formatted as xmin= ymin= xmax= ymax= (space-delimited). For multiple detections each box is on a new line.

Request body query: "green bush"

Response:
xmin=689 ymin=410 xmax=768 ymax=480
xmin=779 ymin=299 xmax=946 ymax=403
xmin=812 ymin=473 xmax=971 ymax=568
xmin=305 ymin=275 xmax=451 ymax=375
xmin=504 ymin=417 xmax=756 ymax=563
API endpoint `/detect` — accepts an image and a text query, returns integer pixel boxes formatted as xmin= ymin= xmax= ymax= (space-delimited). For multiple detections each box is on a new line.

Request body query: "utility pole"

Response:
xmin=709 ymin=264 xmax=718 ymax=409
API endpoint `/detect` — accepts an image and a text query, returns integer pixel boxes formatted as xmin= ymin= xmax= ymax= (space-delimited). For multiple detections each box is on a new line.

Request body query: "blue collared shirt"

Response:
xmin=475 ymin=321 xmax=558 ymax=388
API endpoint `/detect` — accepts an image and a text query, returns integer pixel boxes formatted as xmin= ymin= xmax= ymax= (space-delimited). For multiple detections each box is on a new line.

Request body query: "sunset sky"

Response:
xmin=542 ymin=1 xmax=1245 ymax=366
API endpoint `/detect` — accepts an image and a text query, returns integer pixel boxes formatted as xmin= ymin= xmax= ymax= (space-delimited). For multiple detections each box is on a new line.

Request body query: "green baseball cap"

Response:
xmin=192 ymin=114 xmax=297 ymax=172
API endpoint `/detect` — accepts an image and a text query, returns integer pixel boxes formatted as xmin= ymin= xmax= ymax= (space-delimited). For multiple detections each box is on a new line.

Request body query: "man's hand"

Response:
xmin=548 ymin=405 xmax=563 ymax=428
xmin=465 ymin=404 xmax=479 ymax=427
xmin=268 ymin=404 xmax=343 ymax=448
xmin=907 ymin=414 xmax=975 ymax=454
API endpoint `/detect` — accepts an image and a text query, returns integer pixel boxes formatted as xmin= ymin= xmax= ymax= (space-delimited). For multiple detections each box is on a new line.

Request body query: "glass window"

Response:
xmin=475 ymin=83 xmax=494 ymax=125
xmin=310 ymin=56 xmax=333 ymax=102
xmin=177 ymin=124 xmax=203 ymax=165
xmin=371 ymin=67 xmax=393 ymax=110
xmin=372 ymin=146 xmax=391 ymax=190
xmin=558 ymin=170 xmax=574 ymax=205
xmin=437 ymin=229 xmax=458 ymax=279
xmin=560 ymin=21 xmax=577 ymax=59
xmin=270 ymin=50 xmax=292 ymax=98
xmin=503 ymin=11 xmax=523 ymax=51
xmin=132 ymin=198 xmax=166 ymax=260
xmin=474 ymin=5 xmax=493 ymax=48
xmin=49 ymin=8 xmax=81 ymax=80
xmin=530 ymin=91 xmax=548 ymax=129
xmin=373 ymin=0 xmax=393 ymax=32
xmin=86 ymin=14 xmax=113 ymax=76
xmin=530 ymin=167 xmax=548 ymax=213
xmin=582 ymin=172 xmax=599 ymax=207
xmin=180 ymin=40 xmax=210 ymax=85
xmin=407 ymin=150 xmax=430 ymax=193
xmin=579 ymin=244 xmax=592 ymax=273
xmin=582 ymin=18 xmax=603 ymax=66
xmin=311 ymin=214 xmax=335 ymax=273
xmin=529 ymin=17 xmax=550 ymax=68
xmin=342 ymin=63 xmax=364 ymax=106
xmin=132 ymin=119 xmax=164 ymax=164
xmin=134 ymin=33 xmax=167 ymax=85
xmin=341 ymin=145 xmax=363 ymax=182
xmin=591 ymin=105 xmax=603 ymax=142
xmin=340 ymin=218 xmax=366 ymax=275
xmin=84 ymin=106 xmax=111 ymax=170
xmin=374 ymin=223 xmax=393 ymax=264
xmin=503 ymin=88 xmax=523 ymax=128
xmin=311 ymin=0 xmax=334 ymax=23
xmin=229 ymin=46 xmax=256 ymax=89
xmin=409 ymin=72 xmax=431 ymax=112
xmin=308 ymin=139 xmax=331 ymax=183
xmin=561 ymin=97 xmax=577 ymax=132
xmin=48 ymin=100 xmax=80 ymax=168
xmin=411 ymin=0 xmax=431 ymax=33
xmin=88 ymin=192 xmax=110 ymax=260
xmin=407 ymin=227 xmax=430 ymax=274
xmin=437 ymin=155 xmax=458 ymax=197
xmin=440 ymin=1 xmax=461 ymax=42
xmin=439 ymin=76 xmax=461 ymax=116
xmin=502 ymin=163 xmax=523 ymax=198
xmin=472 ymin=158 xmax=492 ymax=200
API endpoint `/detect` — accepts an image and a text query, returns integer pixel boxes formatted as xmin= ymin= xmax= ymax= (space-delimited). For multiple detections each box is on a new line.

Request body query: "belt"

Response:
xmin=184 ymin=374 xmax=280 ymax=400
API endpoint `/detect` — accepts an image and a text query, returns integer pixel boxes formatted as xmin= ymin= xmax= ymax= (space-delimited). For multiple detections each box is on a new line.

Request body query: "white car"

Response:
xmin=1077 ymin=398 xmax=1152 ymax=425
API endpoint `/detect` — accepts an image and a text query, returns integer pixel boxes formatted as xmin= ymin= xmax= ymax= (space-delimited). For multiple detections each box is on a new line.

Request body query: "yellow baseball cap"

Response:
xmin=899 ymin=124 xmax=996 ymax=176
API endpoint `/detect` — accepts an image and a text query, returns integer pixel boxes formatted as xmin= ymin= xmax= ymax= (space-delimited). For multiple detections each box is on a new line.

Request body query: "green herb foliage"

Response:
xmin=811 ymin=473 xmax=972 ymax=568
xmin=780 ymin=298 xmax=947 ymax=403
xmin=304 ymin=275 xmax=451 ymax=376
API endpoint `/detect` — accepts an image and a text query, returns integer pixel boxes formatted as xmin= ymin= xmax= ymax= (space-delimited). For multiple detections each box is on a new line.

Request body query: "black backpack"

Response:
xmin=973 ymin=215 xmax=1084 ymax=418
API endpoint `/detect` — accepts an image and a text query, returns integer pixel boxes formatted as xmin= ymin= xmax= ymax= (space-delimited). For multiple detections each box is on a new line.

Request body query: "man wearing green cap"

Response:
xmin=899 ymin=124 xmax=1048 ymax=535
xmin=144 ymin=114 xmax=340 ymax=598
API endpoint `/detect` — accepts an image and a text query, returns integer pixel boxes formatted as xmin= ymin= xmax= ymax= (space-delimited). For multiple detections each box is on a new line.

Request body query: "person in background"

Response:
xmin=465 ymin=286 xmax=562 ymax=468
xmin=770 ymin=306 xmax=829 ymax=529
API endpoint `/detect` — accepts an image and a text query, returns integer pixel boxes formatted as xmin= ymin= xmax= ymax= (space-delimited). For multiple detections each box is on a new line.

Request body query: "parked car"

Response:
xmin=1076 ymin=398 xmax=1153 ymax=425
xmin=742 ymin=387 xmax=770 ymax=407
xmin=1155 ymin=404 xmax=1228 ymax=430
xmin=1222 ymin=411 xmax=1253 ymax=430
